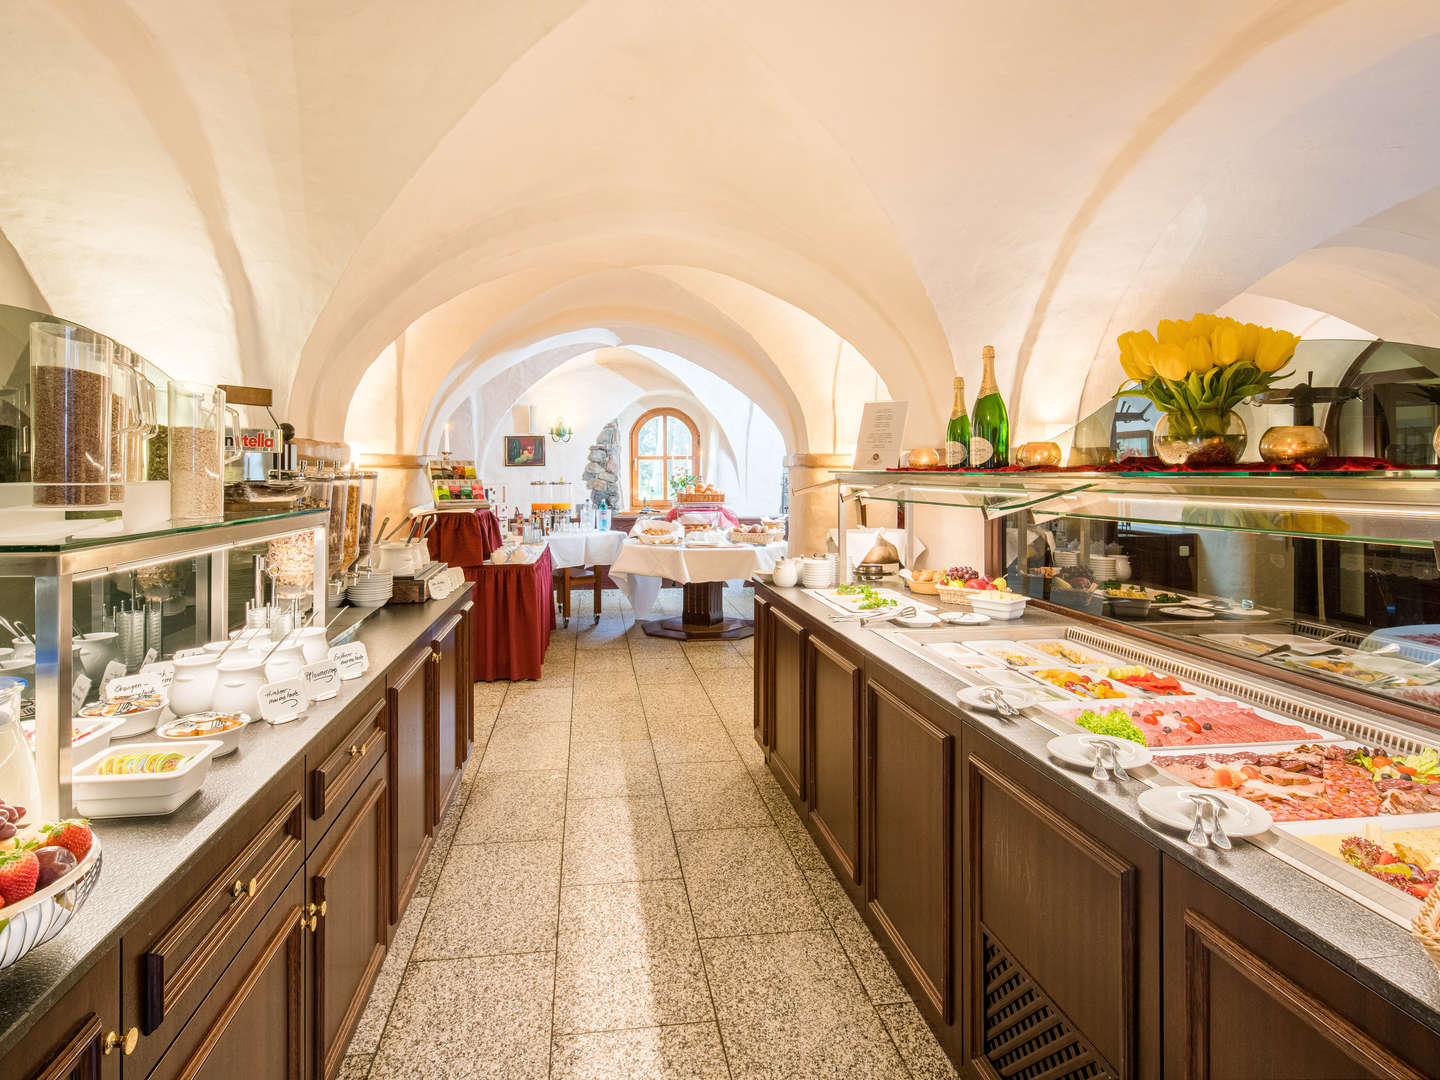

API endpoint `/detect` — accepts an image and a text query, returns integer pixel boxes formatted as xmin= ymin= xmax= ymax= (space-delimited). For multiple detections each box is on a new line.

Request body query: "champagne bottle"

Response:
xmin=970 ymin=345 xmax=1009 ymax=468
xmin=945 ymin=377 xmax=970 ymax=468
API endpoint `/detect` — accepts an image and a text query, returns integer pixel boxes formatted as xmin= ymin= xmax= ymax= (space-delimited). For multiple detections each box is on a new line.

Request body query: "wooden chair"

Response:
xmin=557 ymin=564 xmax=602 ymax=627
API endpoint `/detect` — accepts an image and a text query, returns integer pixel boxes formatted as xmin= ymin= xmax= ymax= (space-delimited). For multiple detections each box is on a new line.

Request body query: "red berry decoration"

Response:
xmin=0 ymin=848 xmax=39 ymax=904
xmin=40 ymin=820 xmax=93 ymax=861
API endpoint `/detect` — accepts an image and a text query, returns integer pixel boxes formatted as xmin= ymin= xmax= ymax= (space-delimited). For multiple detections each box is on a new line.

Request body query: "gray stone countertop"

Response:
xmin=0 ymin=588 xmax=473 ymax=1061
xmin=759 ymin=582 xmax=1440 ymax=1032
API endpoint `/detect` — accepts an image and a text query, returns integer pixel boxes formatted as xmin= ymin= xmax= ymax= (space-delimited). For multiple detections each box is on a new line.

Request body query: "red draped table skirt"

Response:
xmin=468 ymin=547 xmax=555 ymax=681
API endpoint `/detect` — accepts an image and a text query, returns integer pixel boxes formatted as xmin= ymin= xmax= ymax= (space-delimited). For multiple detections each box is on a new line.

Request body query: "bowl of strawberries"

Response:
xmin=0 ymin=799 xmax=101 ymax=970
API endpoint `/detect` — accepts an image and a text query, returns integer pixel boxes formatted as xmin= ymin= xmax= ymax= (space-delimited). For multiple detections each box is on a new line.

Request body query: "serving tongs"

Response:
xmin=830 ymin=604 xmax=915 ymax=626
xmin=983 ymin=686 xmax=1022 ymax=720
xmin=1180 ymin=791 xmax=1232 ymax=850
xmin=1082 ymin=736 xmax=1131 ymax=782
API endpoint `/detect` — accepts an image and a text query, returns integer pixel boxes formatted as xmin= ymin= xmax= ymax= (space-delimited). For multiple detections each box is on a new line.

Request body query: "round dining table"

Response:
xmin=609 ymin=539 xmax=778 ymax=639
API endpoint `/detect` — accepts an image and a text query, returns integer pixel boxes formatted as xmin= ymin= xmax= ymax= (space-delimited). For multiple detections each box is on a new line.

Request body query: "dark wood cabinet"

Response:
xmin=386 ymin=646 xmax=434 ymax=924
xmin=308 ymin=762 xmax=389 ymax=1080
xmin=1162 ymin=857 xmax=1439 ymax=1079
xmin=428 ymin=609 xmax=468 ymax=826
xmin=864 ymin=671 xmax=955 ymax=1024
xmin=767 ymin=607 xmax=807 ymax=801
xmin=147 ymin=870 xmax=307 ymax=1080
xmin=806 ymin=634 xmax=862 ymax=887
xmin=0 ymin=945 xmax=121 ymax=1080
xmin=963 ymin=728 xmax=1161 ymax=1079
xmin=753 ymin=594 xmax=771 ymax=752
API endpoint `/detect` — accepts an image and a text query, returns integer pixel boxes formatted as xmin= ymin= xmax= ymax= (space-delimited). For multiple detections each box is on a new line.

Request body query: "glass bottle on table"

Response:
xmin=945 ymin=376 xmax=970 ymax=468
xmin=970 ymin=345 xmax=1009 ymax=469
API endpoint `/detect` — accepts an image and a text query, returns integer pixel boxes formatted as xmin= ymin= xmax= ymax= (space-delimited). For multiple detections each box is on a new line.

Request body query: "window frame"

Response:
xmin=629 ymin=407 xmax=701 ymax=509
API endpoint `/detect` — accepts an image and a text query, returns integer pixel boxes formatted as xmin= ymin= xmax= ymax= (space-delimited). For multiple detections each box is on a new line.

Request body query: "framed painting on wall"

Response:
xmin=503 ymin=434 xmax=546 ymax=467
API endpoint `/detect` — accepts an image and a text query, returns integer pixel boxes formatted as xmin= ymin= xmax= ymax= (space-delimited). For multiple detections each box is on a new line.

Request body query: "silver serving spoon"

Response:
xmin=1200 ymin=795 xmax=1232 ymax=850
xmin=1182 ymin=794 xmax=1211 ymax=848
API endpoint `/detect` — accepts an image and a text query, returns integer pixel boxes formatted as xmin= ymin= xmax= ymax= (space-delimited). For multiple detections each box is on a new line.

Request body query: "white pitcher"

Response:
xmin=772 ymin=557 xmax=800 ymax=588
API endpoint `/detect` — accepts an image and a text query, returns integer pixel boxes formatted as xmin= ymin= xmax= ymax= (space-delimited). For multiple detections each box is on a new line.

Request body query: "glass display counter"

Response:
xmin=0 ymin=508 xmax=327 ymax=817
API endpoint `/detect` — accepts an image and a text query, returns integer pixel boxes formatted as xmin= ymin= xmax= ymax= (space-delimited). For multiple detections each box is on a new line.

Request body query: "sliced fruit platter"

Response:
xmin=1056 ymin=697 xmax=1327 ymax=749
xmin=1091 ymin=664 xmax=1193 ymax=696
xmin=0 ymin=796 xmax=103 ymax=970
xmin=1024 ymin=667 xmax=1135 ymax=700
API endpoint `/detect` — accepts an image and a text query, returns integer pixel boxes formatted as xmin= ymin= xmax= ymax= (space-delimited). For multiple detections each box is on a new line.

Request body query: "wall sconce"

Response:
xmin=549 ymin=417 xmax=573 ymax=443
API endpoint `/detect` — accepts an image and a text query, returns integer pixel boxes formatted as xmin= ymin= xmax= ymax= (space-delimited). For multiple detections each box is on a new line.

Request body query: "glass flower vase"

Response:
xmin=1153 ymin=409 xmax=1247 ymax=466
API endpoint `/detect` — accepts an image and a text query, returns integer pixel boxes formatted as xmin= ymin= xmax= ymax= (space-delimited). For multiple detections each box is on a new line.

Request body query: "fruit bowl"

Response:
xmin=0 ymin=837 xmax=102 ymax=970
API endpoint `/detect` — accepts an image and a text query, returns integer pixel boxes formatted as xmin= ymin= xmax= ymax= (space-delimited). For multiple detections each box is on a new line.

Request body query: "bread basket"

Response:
xmin=899 ymin=569 xmax=940 ymax=596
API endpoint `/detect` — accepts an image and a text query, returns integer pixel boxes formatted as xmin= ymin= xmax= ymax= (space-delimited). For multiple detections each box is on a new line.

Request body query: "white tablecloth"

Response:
xmin=610 ymin=540 xmax=776 ymax=619
xmin=544 ymin=530 xmax=626 ymax=570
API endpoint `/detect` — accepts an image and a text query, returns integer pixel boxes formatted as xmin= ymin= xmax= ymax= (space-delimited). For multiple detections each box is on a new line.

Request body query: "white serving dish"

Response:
xmin=72 ymin=740 xmax=221 ymax=818
xmin=965 ymin=592 xmax=1028 ymax=620
xmin=156 ymin=712 xmax=251 ymax=757
xmin=20 ymin=715 xmax=124 ymax=758
xmin=1046 ymin=732 xmax=1154 ymax=771
xmin=1137 ymin=786 xmax=1273 ymax=838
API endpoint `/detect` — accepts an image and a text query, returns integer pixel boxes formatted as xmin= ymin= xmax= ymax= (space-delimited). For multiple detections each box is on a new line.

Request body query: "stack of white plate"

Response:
xmin=1090 ymin=554 xmax=1122 ymax=581
xmin=1054 ymin=550 xmax=1080 ymax=567
xmin=801 ymin=556 xmax=835 ymax=588
xmin=347 ymin=569 xmax=394 ymax=608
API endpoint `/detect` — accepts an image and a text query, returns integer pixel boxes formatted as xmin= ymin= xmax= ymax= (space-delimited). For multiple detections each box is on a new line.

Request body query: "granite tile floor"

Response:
xmin=346 ymin=587 xmax=957 ymax=1080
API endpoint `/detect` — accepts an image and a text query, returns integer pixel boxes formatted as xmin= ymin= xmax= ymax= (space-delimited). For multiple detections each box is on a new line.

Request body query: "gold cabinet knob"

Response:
xmin=348 ymin=744 xmax=363 ymax=757
xmin=231 ymin=877 xmax=258 ymax=898
xmin=301 ymin=912 xmax=317 ymax=932
xmin=104 ymin=1027 xmax=138 ymax=1055
xmin=306 ymin=900 xmax=327 ymax=919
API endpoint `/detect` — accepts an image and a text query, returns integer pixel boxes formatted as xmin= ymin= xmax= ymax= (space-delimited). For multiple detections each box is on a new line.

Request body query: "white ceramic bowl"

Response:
xmin=966 ymin=593 xmax=1029 ymax=620
xmin=169 ymin=654 xmax=220 ymax=716
xmin=296 ymin=627 xmax=329 ymax=664
xmin=79 ymin=695 xmax=166 ymax=739
xmin=72 ymin=740 xmax=221 ymax=817
xmin=156 ymin=712 xmax=250 ymax=758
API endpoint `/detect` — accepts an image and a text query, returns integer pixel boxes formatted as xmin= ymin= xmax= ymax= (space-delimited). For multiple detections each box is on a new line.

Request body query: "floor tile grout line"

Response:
xmin=547 ymin=626 xmax=577 ymax=1080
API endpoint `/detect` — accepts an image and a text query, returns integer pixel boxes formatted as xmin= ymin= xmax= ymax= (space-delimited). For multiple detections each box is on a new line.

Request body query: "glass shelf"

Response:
xmin=835 ymin=469 xmax=1440 ymax=548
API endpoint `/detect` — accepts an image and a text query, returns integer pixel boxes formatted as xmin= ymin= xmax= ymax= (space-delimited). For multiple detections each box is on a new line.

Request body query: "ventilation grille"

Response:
xmin=1062 ymin=626 xmax=1432 ymax=755
xmin=981 ymin=926 xmax=1114 ymax=1080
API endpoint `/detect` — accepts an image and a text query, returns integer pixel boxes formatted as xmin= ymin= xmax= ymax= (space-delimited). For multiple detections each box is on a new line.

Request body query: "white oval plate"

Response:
xmin=1137 ymin=787 xmax=1272 ymax=838
xmin=957 ymin=686 xmax=1039 ymax=713
xmin=1158 ymin=605 xmax=1216 ymax=619
xmin=1046 ymin=732 xmax=1152 ymax=770
xmin=895 ymin=612 xmax=940 ymax=628
xmin=940 ymin=611 xmax=990 ymax=625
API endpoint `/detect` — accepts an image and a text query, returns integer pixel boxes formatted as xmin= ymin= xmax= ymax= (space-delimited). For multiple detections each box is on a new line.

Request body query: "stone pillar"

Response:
xmin=783 ymin=453 xmax=851 ymax=555
xmin=582 ymin=419 xmax=622 ymax=509
xmin=356 ymin=453 xmax=432 ymax=537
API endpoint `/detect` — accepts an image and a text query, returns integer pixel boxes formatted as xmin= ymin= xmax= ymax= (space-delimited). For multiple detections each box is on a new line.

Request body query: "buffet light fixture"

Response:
xmin=1097 ymin=494 xmax=1440 ymax=517
xmin=549 ymin=417 xmax=573 ymax=443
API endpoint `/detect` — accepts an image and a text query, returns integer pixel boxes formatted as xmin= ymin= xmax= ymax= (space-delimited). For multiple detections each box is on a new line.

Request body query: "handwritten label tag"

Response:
xmin=70 ymin=675 xmax=92 ymax=714
xmin=140 ymin=660 xmax=175 ymax=692
xmin=258 ymin=679 xmax=307 ymax=725
xmin=327 ymin=642 xmax=368 ymax=681
xmin=173 ymin=647 xmax=205 ymax=660
xmin=302 ymin=661 xmax=341 ymax=701
xmin=142 ymin=647 xmax=158 ymax=667
xmin=98 ymin=660 xmax=128 ymax=698
xmin=105 ymin=671 xmax=164 ymax=702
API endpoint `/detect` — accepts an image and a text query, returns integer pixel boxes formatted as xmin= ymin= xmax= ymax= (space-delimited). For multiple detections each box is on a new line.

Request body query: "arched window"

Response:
xmin=629 ymin=408 xmax=700 ymax=507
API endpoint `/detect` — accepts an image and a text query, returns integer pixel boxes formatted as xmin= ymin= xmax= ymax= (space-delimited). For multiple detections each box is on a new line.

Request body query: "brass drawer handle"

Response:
xmin=230 ymin=877 xmax=258 ymax=899
xmin=348 ymin=740 xmax=369 ymax=757
xmin=429 ymin=648 xmax=442 ymax=666
xmin=306 ymin=900 xmax=327 ymax=919
xmin=104 ymin=1027 xmax=138 ymax=1056
xmin=301 ymin=911 xmax=317 ymax=932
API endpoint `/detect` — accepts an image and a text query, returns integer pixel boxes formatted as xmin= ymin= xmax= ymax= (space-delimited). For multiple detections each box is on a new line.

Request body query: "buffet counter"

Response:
xmin=755 ymin=581 xmax=1440 ymax=1077
xmin=0 ymin=588 xmax=475 ymax=1080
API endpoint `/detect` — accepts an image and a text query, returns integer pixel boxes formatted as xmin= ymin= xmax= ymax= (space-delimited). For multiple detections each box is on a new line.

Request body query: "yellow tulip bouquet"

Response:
xmin=1115 ymin=314 xmax=1299 ymax=462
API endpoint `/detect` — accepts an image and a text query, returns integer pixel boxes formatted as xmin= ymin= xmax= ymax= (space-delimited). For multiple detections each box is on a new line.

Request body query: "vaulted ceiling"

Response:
xmin=2 ymin=0 xmax=1439 ymax=448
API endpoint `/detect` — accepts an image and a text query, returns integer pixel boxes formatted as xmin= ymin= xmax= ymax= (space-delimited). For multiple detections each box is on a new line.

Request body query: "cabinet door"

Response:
xmin=806 ymin=633 xmax=862 ymax=886
xmin=752 ymin=594 xmax=771 ymax=752
xmin=1 ymin=945 xmax=122 ymax=1080
xmin=768 ymin=607 xmax=807 ymax=801
xmin=964 ymin=728 xmax=1161 ymax=1079
xmin=1163 ymin=857 xmax=1438 ymax=1079
xmin=428 ymin=610 xmax=467 ymax=825
xmin=864 ymin=673 xmax=954 ymax=1022
xmin=309 ymin=764 xmax=389 ymax=1080
xmin=148 ymin=871 xmax=307 ymax=1080
xmin=387 ymin=647 xmax=434 ymax=925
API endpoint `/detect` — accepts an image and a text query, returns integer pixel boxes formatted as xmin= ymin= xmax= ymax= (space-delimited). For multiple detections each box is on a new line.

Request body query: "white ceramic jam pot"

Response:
xmin=772 ymin=558 xmax=799 ymax=588
xmin=170 ymin=653 xmax=220 ymax=716
xmin=262 ymin=642 xmax=305 ymax=684
xmin=213 ymin=656 xmax=266 ymax=718
xmin=296 ymin=627 xmax=328 ymax=664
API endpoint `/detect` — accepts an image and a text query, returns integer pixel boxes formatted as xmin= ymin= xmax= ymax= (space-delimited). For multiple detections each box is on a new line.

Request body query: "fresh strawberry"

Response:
xmin=40 ymin=820 xmax=93 ymax=861
xmin=0 ymin=848 xmax=38 ymax=904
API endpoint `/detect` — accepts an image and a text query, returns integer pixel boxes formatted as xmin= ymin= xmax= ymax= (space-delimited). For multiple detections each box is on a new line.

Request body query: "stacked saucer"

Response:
xmin=347 ymin=569 xmax=394 ymax=608
xmin=1090 ymin=553 xmax=1128 ymax=582
xmin=1054 ymin=550 xmax=1080 ymax=568
xmin=801 ymin=555 xmax=836 ymax=589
